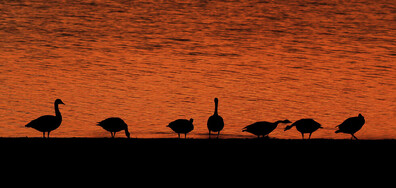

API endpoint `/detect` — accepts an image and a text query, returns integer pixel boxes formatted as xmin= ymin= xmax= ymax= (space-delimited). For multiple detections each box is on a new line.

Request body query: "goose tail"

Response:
xmin=25 ymin=122 xmax=32 ymax=127
xmin=25 ymin=119 xmax=35 ymax=127
xmin=242 ymin=127 xmax=247 ymax=132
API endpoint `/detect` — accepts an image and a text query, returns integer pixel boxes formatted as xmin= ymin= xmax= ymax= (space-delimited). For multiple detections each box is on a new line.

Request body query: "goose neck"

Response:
xmin=55 ymin=102 xmax=62 ymax=119
xmin=214 ymin=101 xmax=218 ymax=115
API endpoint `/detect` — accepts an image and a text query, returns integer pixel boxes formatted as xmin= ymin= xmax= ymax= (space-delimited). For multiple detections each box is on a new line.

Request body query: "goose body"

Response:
xmin=335 ymin=114 xmax=365 ymax=140
xmin=25 ymin=99 xmax=65 ymax=138
xmin=97 ymin=117 xmax=130 ymax=138
xmin=284 ymin=119 xmax=322 ymax=139
xmin=167 ymin=118 xmax=194 ymax=139
xmin=207 ymin=98 xmax=224 ymax=138
xmin=243 ymin=120 xmax=291 ymax=138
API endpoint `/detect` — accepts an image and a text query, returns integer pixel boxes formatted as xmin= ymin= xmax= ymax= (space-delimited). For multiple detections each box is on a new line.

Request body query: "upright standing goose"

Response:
xmin=25 ymin=99 xmax=65 ymax=138
xmin=284 ymin=118 xmax=322 ymax=139
xmin=335 ymin=114 xmax=365 ymax=140
xmin=243 ymin=119 xmax=291 ymax=138
xmin=97 ymin=117 xmax=130 ymax=138
xmin=207 ymin=98 xmax=224 ymax=138
xmin=167 ymin=118 xmax=194 ymax=139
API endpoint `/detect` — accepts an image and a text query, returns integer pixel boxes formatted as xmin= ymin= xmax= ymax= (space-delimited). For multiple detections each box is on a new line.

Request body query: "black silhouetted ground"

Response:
xmin=2 ymin=137 xmax=395 ymax=145
xmin=1 ymin=137 xmax=394 ymax=153
xmin=2 ymin=138 xmax=393 ymax=178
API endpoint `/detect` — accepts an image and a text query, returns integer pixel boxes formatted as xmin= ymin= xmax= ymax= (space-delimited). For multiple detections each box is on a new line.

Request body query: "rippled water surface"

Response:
xmin=1 ymin=0 xmax=395 ymax=139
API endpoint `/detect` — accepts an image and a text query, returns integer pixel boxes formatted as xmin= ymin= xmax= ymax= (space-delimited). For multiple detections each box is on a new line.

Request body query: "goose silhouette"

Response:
xmin=25 ymin=99 xmax=65 ymax=138
xmin=243 ymin=119 xmax=291 ymax=138
xmin=207 ymin=98 xmax=224 ymax=138
xmin=335 ymin=114 xmax=365 ymax=140
xmin=284 ymin=118 xmax=322 ymax=139
xmin=167 ymin=118 xmax=194 ymax=139
xmin=97 ymin=117 xmax=130 ymax=138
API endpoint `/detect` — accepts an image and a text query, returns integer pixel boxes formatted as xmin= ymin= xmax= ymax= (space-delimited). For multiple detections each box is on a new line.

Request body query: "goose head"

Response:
xmin=125 ymin=129 xmax=130 ymax=138
xmin=284 ymin=125 xmax=293 ymax=131
xmin=55 ymin=99 xmax=65 ymax=105
xmin=214 ymin=98 xmax=218 ymax=104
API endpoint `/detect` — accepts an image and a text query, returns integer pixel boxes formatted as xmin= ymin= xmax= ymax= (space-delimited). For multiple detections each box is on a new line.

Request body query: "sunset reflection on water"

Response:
xmin=0 ymin=0 xmax=394 ymax=139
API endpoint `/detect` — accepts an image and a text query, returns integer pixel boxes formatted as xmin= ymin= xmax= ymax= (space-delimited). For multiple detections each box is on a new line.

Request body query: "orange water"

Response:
xmin=1 ymin=0 xmax=395 ymax=139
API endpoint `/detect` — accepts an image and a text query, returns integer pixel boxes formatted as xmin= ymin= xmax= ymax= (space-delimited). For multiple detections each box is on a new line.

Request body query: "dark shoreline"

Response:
xmin=2 ymin=137 xmax=395 ymax=148
xmin=5 ymin=137 xmax=395 ymax=159
xmin=2 ymin=137 xmax=395 ymax=142
xmin=3 ymin=137 xmax=394 ymax=170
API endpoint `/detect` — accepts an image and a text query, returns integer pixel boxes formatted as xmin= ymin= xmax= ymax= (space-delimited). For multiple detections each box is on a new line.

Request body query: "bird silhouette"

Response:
xmin=335 ymin=114 xmax=365 ymax=140
xmin=25 ymin=99 xmax=65 ymax=138
xmin=243 ymin=119 xmax=291 ymax=138
xmin=97 ymin=117 xmax=130 ymax=138
xmin=167 ymin=118 xmax=194 ymax=139
xmin=284 ymin=118 xmax=322 ymax=139
xmin=207 ymin=98 xmax=224 ymax=139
